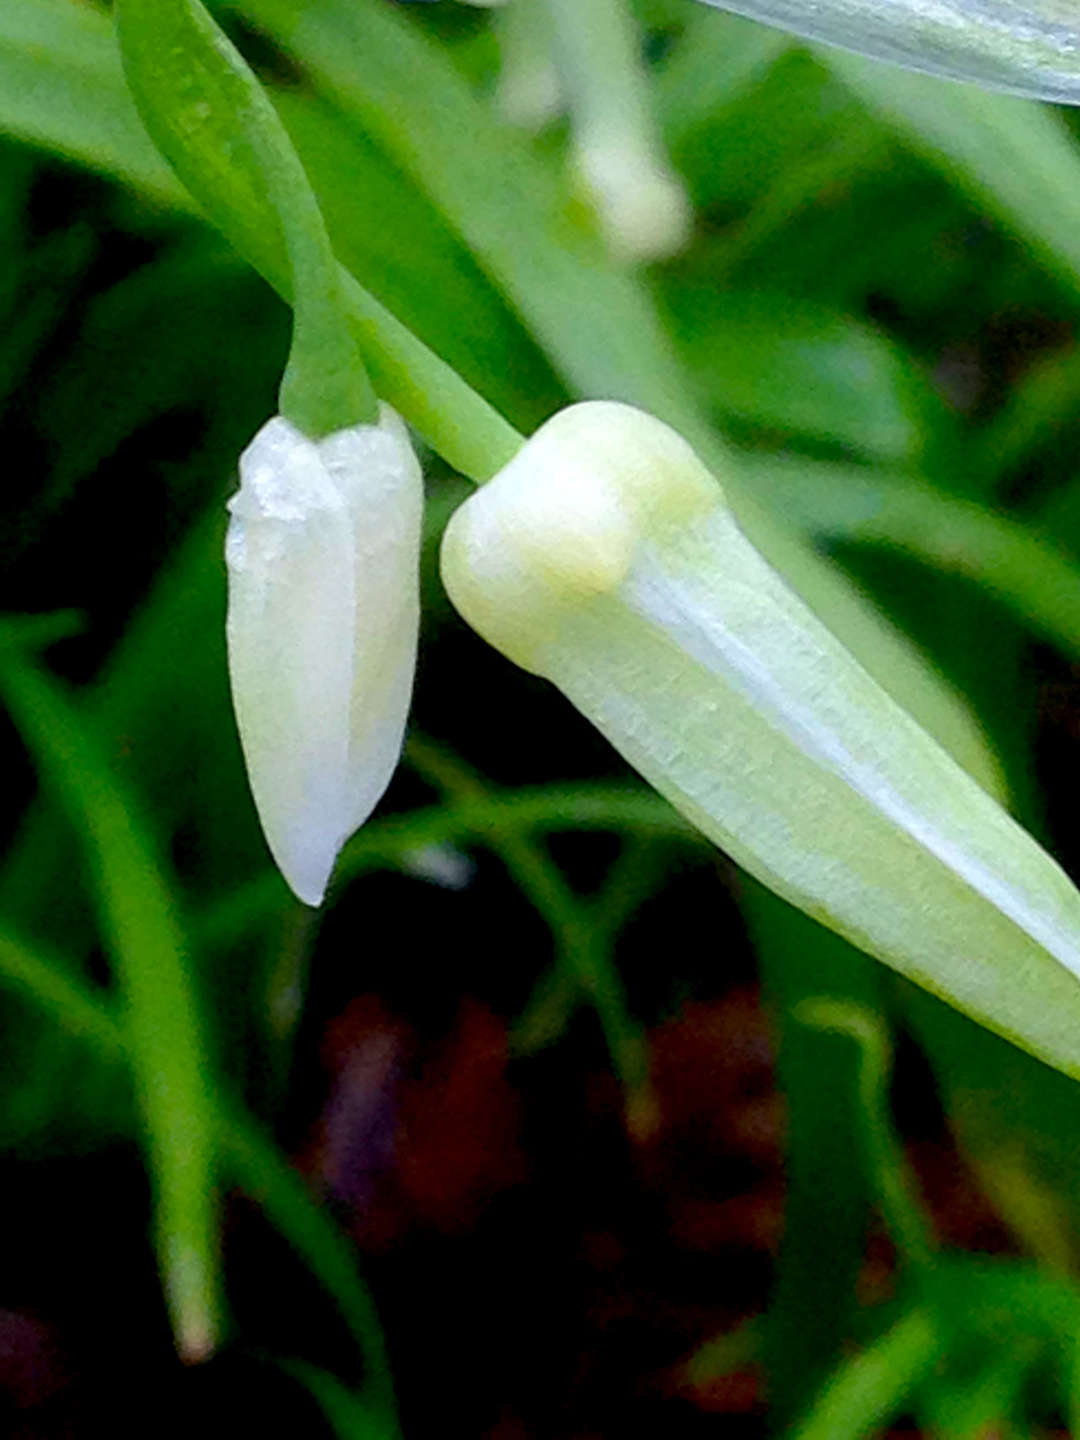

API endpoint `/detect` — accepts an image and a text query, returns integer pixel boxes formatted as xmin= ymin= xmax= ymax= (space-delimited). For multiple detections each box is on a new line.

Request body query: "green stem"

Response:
xmin=792 ymin=1307 xmax=940 ymax=1440
xmin=543 ymin=0 xmax=688 ymax=258
xmin=404 ymin=734 xmax=654 ymax=1123
xmin=114 ymin=0 xmax=520 ymax=473
xmin=195 ymin=781 xmax=698 ymax=950
xmin=115 ymin=0 xmax=375 ymax=436
xmin=747 ymin=882 xmax=878 ymax=1424
xmin=340 ymin=271 xmax=523 ymax=482
xmin=545 ymin=0 xmax=662 ymax=157
xmin=796 ymin=1000 xmax=936 ymax=1280
xmin=0 ymin=654 xmax=223 ymax=1363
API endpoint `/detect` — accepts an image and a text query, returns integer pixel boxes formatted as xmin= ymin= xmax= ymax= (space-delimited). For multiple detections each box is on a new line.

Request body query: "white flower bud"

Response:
xmin=440 ymin=401 xmax=1080 ymax=1078
xmin=575 ymin=137 xmax=693 ymax=264
xmin=697 ymin=0 xmax=1080 ymax=104
xmin=226 ymin=405 xmax=422 ymax=906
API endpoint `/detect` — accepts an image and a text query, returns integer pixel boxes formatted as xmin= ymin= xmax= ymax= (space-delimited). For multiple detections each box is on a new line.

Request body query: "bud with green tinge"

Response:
xmin=441 ymin=400 xmax=1080 ymax=1078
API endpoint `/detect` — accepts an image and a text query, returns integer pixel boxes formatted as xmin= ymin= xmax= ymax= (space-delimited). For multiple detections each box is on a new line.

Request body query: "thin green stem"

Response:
xmin=796 ymin=1000 xmax=936 ymax=1279
xmin=115 ymin=0 xmax=375 ymax=436
xmin=340 ymin=270 xmax=522 ymax=482
xmin=0 ymin=925 xmax=124 ymax=1058
xmin=217 ymin=1105 xmax=399 ymax=1433
xmin=404 ymin=734 xmax=655 ymax=1121
xmin=546 ymin=0 xmax=656 ymax=147
xmin=195 ymin=782 xmax=697 ymax=951
xmin=543 ymin=0 xmax=689 ymax=259
xmin=792 ymin=1307 xmax=940 ymax=1440
xmin=114 ymin=0 xmax=520 ymax=476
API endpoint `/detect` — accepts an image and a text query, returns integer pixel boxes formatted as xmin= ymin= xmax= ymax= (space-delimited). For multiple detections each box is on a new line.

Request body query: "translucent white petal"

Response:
xmin=226 ymin=406 xmax=422 ymax=905
xmin=440 ymin=402 xmax=1080 ymax=1078
xmin=698 ymin=0 xmax=1080 ymax=103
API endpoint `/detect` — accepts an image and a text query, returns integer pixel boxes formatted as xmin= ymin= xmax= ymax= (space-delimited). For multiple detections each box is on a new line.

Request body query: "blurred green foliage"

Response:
xmin=8 ymin=1 xmax=1080 ymax=1435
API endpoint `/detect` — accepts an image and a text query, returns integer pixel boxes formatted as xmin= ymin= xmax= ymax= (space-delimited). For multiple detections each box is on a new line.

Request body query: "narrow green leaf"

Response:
xmin=748 ymin=884 xmax=879 ymax=1421
xmin=663 ymin=47 xmax=862 ymax=214
xmin=0 ymin=0 xmax=185 ymax=204
xmin=0 ymin=925 xmax=124 ymax=1060
xmin=916 ymin=1261 xmax=1080 ymax=1439
xmin=656 ymin=8 xmax=788 ymax=148
xmin=282 ymin=1362 xmax=392 ymax=1440
xmin=825 ymin=52 xmax=1080 ymax=298
xmin=0 ymin=652 xmax=222 ymax=1362
xmin=0 ymin=921 xmax=399 ymax=1435
xmin=745 ymin=454 xmax=1080 ymax=665
xmin=917 ymin=1347 xmax=1032 ymax=1440
xmin=669 ymin=289 xmax=929 ymax=463
xmin=216 ymin=1109 xmax=399 ymax=1433
xmin=792 ymin=1308 xmax=940 ymax=1440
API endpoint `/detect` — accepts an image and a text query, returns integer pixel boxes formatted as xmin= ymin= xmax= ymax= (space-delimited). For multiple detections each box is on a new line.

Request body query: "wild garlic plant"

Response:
xmin=114 ymin=0 xmax=1080 ymax=1088
xmin=2 ymin=0 xmax=1080 ymax=1424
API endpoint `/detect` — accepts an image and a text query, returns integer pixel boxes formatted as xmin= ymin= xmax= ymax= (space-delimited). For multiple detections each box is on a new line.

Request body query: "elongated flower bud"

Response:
xmin=226 ymin=405 xmax=422 ymax=906
xmin=575 ymin=139 xmax=693 ymax=265
xmin=697 ymin=0 xmax=1080 ymax=104
xmin=441 ymin=402 xmax=1080 ymax=1079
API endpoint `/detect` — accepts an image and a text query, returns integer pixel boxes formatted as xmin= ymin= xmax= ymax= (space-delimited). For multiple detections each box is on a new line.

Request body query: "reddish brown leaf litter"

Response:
xmin=303 ymin=995 xmax=527 ymax=1247
xmin=296 ymin=982 xmax=1025 ymax=1436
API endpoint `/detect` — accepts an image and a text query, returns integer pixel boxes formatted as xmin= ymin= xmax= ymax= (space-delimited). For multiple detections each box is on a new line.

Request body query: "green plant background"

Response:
xmin=6 ymin=0 xmax=1080 ymax=1435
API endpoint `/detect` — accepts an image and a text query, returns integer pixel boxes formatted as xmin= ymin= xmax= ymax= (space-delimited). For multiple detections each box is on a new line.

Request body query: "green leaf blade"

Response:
xmin=0 ymin=650 xmax=222 ymax=1362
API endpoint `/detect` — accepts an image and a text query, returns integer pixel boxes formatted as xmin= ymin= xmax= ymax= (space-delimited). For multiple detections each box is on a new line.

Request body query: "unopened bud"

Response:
xmin=441 ymin=401 xmax=1080 ymax=1076
xmin=226 ymin=405 xmax=422 ymax=905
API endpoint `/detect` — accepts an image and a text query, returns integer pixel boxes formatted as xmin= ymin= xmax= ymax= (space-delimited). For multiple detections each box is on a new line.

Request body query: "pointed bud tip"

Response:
xmin=227 ymin=406 xmax=422 ymax=906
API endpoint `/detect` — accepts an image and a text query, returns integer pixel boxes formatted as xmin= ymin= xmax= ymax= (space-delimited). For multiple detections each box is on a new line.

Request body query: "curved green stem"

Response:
xmin=796 ymin=1000 xmax=936 ymax=1279
xmin=404 ymin=735 xmax=655 ymax=1123
xmin=113 ymin=0 xmax=521 ymax=470
xmin=116 ymin=0 xmax=374 ymax=435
